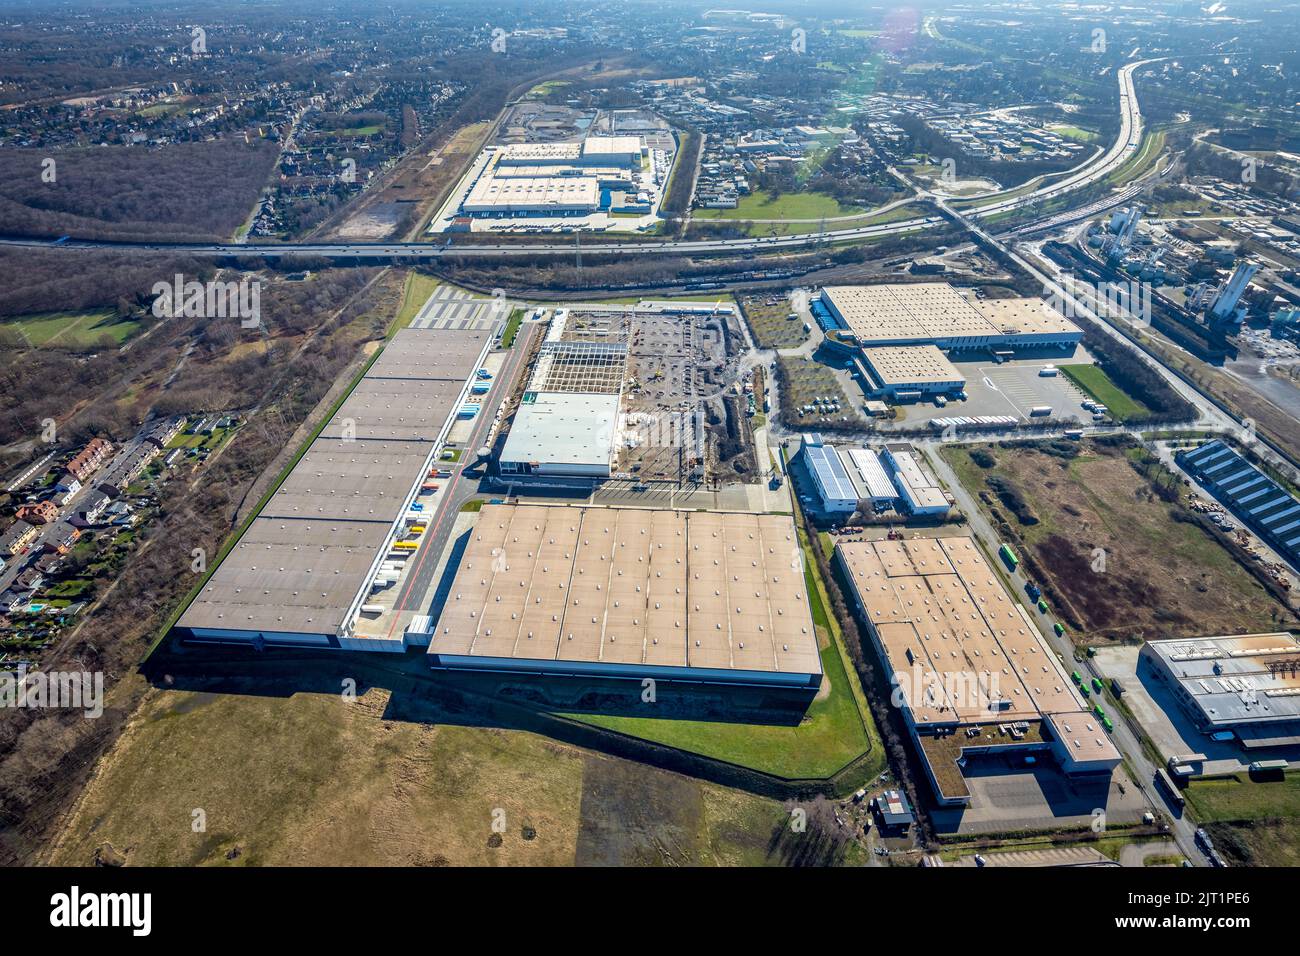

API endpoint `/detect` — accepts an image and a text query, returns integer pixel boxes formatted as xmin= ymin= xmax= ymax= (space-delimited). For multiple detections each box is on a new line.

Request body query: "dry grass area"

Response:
xmin=945 ymin=439 xmax=1296 ymax=642
xmin=326 ymin=120 xmax=494 ymax=242
xmin=47 ymin=686 xmax=801 ymax=867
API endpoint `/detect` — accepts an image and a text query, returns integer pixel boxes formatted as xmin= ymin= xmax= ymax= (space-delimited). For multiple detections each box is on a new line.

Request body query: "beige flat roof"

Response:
xmin=465 ymin=175 xmax=599 ymax=211
xmin=862 ymin=344 xmax=964 ymax=386
xmin=178 ymin=326 xmax=490 ymax=639
xmin=838 ymin=535 xmax=1080 ymax=725
xmin=430 ymin=504 xmax=822 ymax=679
xmin=822 ymin=283 xmax=1079 ymax=344
xmin=972 ymin=297 xmax=1081 ymax=337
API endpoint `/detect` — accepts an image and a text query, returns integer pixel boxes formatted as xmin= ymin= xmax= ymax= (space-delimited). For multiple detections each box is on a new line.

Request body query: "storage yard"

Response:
xmin=941 ymin=438 xmax=1298 ymax=642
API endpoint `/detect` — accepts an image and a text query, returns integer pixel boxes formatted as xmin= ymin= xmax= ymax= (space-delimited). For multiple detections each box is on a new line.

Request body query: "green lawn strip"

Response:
xmin=144 ymin=345 xmax=386 ymax=658
xmin=388 ymin=272 xmax=440 ymax=337
xmin=565 ymin=639 xmax=870 ymax=780
xmin=500 ymin=308 xmax=524 ymax=348
xmin=562 ymin=518 xmax=879 ymax=781
xmin=1058 ymin=364 xmax=1149 ymax=422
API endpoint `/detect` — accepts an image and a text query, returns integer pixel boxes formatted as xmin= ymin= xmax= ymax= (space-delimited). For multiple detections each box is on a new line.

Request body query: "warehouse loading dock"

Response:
xmin=174 ymin=325 xmax=495 ymax=652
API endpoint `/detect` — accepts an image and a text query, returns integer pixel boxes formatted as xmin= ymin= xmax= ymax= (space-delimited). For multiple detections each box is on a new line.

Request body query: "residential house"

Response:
xmin=43 ymin=523 xmax=81 ymax=555
xmin=71 ymin=491 xmax=113 ymax=528
xmin=65 ymin=437 xmax=114 ymax=483
xmin=0 ymin=520 xmax=39 ymax=557
xmin=15 ymin=500 xmax=60 ymax=525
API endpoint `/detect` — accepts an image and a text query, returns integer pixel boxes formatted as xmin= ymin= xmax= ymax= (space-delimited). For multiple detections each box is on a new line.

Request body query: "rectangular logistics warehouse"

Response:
xmin=1140 ymin=633 xmax=1300 ymax=748
xmin=820 ymin=283 xmax=1082 ymax=352
xmin=427 ymin=503 xmax=823 ymax=688
xmin=173 ymin=325 xmax=494 ymax=652
xmin=836 ymin=536 xmax=1120 ymax=804
xmin=1176 ymin=439 xmax=1300 ymax=571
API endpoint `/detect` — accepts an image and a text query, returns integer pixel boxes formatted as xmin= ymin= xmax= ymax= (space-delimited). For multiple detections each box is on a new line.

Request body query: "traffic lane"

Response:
xmin=388 ymin=321 xmax=535 ymax=621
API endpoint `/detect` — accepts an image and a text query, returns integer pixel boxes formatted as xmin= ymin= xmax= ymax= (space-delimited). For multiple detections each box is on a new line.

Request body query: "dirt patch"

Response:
xmin=955 ymin=440 xmax=1296 ymax=642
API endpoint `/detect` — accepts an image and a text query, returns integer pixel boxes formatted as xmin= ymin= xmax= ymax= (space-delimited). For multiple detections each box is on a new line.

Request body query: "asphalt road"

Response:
xmin=0 ymin=58 xmax=1157 ymax=262
xmin=382 ymin=319 xmax=537 ymax=638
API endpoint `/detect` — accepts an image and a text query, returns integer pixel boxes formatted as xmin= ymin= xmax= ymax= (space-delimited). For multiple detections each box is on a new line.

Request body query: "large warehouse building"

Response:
xmin=1141 ymin=632 xmax=1300 ymax=749
xmin=860 ymin=344 xmax=966 ymax=400
xmin=428 ymin=504 xmax=823 ymax=689
xmin=837 ymin=536 xmax=1120 ymax=804
xmin=820 ymin=283 xmax=1082 ymax=352
xmin=1177 ymin=439 xmax=1300 ymax=571
xmin=174 ymin=325 xmax=494 ymax=651
xmin=498 ymin=319 xmax=628 ymax=481
xmin=458 ymin=134 xmax=647 ymax=219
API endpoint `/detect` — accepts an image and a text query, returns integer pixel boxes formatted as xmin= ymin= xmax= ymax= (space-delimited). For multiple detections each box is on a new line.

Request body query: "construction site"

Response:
xmin=499 ymin=300 xmax=757 ymax=488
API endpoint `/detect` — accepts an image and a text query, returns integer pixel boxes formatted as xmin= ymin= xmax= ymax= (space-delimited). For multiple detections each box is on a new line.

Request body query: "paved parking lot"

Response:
xmin=888 ymin=348 xmax=1100 ymax=428
xmin=930 ymin=755 xmax=1146 ymax=835
xmin=1092 ymin=645 xmax=1300 ymax=776
xmin=411 ymin=284 xmax=514 ymax=331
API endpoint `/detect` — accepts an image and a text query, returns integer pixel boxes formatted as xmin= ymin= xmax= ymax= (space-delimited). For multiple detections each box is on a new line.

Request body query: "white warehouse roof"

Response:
xmin=499 ymin=392 xmax=620 ymax=471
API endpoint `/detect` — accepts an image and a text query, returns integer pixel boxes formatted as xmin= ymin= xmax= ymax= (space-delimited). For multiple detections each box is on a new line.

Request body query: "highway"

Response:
xmin=0 ymin=58 xmax=1159 ymax=262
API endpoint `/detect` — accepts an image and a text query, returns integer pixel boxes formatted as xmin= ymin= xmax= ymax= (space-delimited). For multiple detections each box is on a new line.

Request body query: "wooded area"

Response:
xmin=0 ymin=140 xmax=278 ymax=242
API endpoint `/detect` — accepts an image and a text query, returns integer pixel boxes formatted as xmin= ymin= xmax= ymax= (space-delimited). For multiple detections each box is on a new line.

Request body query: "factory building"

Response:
xmin=846 ymin=448 xmax=900 ymax=507
xmin=882 ymin=443 xmax=949 ymax=517
xmin=1141 ymin=633 xmax=1300 ymax=749
xmin=174 ymin=325 xmax=495 ymax=651
xmin=428 ymin=504 xmax=823 ymax=689
xmin=799 ymin=437 xmax=903 ymax=515
xmin=459 ymin=134 xmax=646 ymax=219
xmin=836 ymin=536 xmax=1121 ymax=804
xmin=799 ymin=434 xmax=859 ymax=515
xmin=860 ymin=344 xmax=966 ymax=400
xmin=498 ymin=392 xmax=621 ymax=478
xmin=820 ymin=283 xmax=1082 ymax=353
xmin=1177 ymin=439 xmax=1300 ymax=571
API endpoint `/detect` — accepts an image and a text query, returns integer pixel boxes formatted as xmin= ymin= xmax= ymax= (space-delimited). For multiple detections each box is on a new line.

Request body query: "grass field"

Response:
xmin=47 ymin=686 xmax=819 ymax=866
xmin=1059 ymin=364 xmax=1150 ymax=421
xmin=0 ymin=310 xmax=141 ymax=348
xmin=1049 ymin=124 xmax=1101 ymax=143
xmin=524 ymin=80 xmax=571 ymax=99
xmin=941 ymin=439 xmax=1296 ymax=642
xmin=390 ymin=272 xmax=440 ymax=335
xmin=1186 ymin=772 xmax=1300 ymax=866
xmin=693 ymin=189 xmax=867 ymax=222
